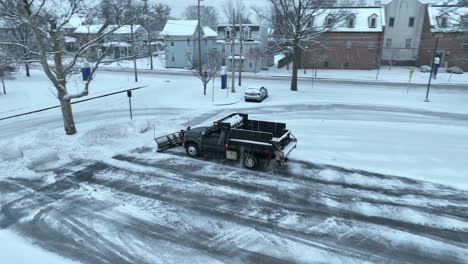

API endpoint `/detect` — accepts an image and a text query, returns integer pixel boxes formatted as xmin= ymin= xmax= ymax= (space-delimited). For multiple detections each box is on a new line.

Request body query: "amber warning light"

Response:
xmin=214 ymin=122 xmax=219 ymax=126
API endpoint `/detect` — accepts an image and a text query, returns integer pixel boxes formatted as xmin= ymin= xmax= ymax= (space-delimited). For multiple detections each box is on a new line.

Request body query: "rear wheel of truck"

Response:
xmin=243 ymin=154 xmax=257 ymax=169
xmin=185 ymin=143 xmax=200 ymax=157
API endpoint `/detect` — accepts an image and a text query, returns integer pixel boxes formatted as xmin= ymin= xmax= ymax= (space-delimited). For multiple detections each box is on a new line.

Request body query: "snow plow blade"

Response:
xmin=154 ymin=132 xmax=183 ymax=152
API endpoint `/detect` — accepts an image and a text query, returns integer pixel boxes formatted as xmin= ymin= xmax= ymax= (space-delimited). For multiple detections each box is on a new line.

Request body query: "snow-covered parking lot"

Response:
xmin=1 ymin=69 xmax=468 ymax=263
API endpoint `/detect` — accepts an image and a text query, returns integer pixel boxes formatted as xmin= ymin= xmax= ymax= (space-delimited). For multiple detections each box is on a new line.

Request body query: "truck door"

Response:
xmin=202 ymin=128 xmax=225 ymax=152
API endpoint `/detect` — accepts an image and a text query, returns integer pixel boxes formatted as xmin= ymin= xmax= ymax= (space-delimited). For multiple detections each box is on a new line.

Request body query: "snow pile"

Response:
xmin=25 ymin=147 xmax=60 ymax=168
xmin=0 ymin=145 xmax=23 ymax=161
xmin=225 ymin=114 xmax=244 ymax=128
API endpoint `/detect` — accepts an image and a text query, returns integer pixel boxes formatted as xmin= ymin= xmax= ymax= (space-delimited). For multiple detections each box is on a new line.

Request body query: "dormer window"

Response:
xmin=368 ymin=14 xmax=378 ymax=28
xmin=437 ymin=14 xmax=450 ymax=28
xmin=225 ymin=27 xmax=232 ymax=40
xmin=242 ymin=26 xmax=251 ymax=40
xmin=347 ymin=14 xmax=356 ymax=28
xmin=307 ymin=17 xmax=314 ymax=28
xmin=462 ymin=15 xmax=468 ymax=28
xmin=325 ymin=14 xmax=335 ymax=27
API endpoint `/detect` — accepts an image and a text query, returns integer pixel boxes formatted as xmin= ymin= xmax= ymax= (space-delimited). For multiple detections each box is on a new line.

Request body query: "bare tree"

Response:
xmin=185 ymin=5 xmax=219 ymax=29
xmin=255 ymin=0 xmax=348 ymax=91
xmin=223 ymin=0 xmax=253 ymax=24
xmin=190 ymin=49 xmax=223 ymax=96
xmin=0 ymin=0 xmax=132 ymax=135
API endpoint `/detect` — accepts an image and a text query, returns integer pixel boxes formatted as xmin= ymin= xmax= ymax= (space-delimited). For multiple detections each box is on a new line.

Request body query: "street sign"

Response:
xmin=127 ymin=90 xmax=132 ymax=97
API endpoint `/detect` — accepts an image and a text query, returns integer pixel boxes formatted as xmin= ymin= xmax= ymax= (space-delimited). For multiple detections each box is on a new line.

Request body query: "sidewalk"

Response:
xmin=96 ymin=58 xmax=468 ymax=89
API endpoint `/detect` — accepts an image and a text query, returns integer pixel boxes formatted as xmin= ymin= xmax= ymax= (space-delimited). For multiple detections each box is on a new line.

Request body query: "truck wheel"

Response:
xmin=243 ymin=154 xmax=257 ymax=169
xmin=185 ymin=143 xmax=200 ymax=157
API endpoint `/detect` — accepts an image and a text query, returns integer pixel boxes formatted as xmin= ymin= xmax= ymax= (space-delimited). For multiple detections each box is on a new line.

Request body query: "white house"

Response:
xmin=161 ymin=20 xmax=218 ymax=68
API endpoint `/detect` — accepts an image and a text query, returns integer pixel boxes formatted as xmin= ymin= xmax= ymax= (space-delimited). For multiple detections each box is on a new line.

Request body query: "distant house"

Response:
xmin=161 ymin=20 xmax=218 ymax=68
xmin=216 ymin=24 xmax=274 ymax=72
xmin=72 ymin=24 xmax=148 ymax=60
xmin=417 ymin=4 xmax=468 ymax=71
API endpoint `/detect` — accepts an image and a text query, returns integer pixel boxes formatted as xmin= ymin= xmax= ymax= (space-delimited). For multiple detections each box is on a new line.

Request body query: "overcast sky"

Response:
xmin=147 ymin=0 xmax=267 ymax=20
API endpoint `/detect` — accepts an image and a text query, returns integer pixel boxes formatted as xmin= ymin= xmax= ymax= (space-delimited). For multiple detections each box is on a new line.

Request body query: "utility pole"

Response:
xmin=231 ymin=8 xmax=236 ymax=93
xmin=425 ymin=36 xmax=440 ymax=102
xmin=131 ymin=22 xmax=138 ymax=82
xmin=142 ymin=0 xmax=153 ymax=70
xmin=197 ymin=0 xmax=203 ymax=79
xmin=238 ymin=12 xmax=243 ymax=86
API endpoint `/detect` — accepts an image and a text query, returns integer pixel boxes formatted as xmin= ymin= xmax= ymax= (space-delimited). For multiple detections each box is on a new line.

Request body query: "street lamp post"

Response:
xmin=424 ymin=36 xmax=441 ymax=102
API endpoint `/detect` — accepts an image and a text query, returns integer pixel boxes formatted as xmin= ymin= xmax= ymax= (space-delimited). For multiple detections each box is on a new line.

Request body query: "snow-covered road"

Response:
xmin=1 ymin=145 xmax=468 ymax=264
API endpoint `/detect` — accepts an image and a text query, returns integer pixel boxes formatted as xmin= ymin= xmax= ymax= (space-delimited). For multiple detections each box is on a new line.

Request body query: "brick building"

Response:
xmin=417 ymin=5 xmax=468 ymax=71
xmin=301 ymin=7 xmax=385 ymax=70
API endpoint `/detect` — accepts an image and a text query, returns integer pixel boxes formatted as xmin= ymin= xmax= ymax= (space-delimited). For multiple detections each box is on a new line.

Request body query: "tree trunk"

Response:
xmin=203 ymin=82 xmax=207 ymax=96
xmin=290 ymin=46 xmax=300 ymax=91
xmin=59 ymin=94 xmax=77 ymax=135
xmin=25 ymin=62 xmax=30 ymax=77
xmin=1 ymin=78 xmax=5 ymax=94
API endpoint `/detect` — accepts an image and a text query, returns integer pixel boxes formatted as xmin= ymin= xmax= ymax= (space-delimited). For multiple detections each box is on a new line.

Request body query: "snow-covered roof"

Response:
xmin=103 ymin=42 xmax=131 ymax=47
xmin=428 ymin=5 xmax=468 ymax=33
xmin=64 ymin=36 xmax=77 ymax=43
xmin=314 ymin=7 xmax=385 ymax=32
xmin=74 ymin=24 xmax=105 ymax=34
xmin=202 ymin=27 xmax=217 ymax=38
xmin=74 ymin=24 xmax=145 ymax=35
xmin=161 ymin=20 xmax=198 ymax=36
xmin=110 ymin=25 xmax=145 ymax=34
xmin=227 ymin=56 xmax=245 ymax=59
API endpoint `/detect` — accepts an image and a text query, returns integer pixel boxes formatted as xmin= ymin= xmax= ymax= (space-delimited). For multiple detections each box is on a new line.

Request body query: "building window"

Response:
xmin=171 ymin=41 xmax=174 ymax=46
xmin=439 ymin=15 xmax=449 ymax=28
xmin=243 ymin=27 xmax=251 ymax=40
xmin=408 ymin=17 xmax=415 ymax=27
xmin=325 ymin=14 xmax=334 ymax=27
xmin=222 ymin=58 xmax=226 ymax=65
xmin=204 ymin=39 xmax=207 ymax=45
xmin=405 ymin=38 xmax=412 ymax=48
xmin=389 ymin=17 xmax=395 ymax=27
xmin=368 ymin=41 xmax=377 ymax=49
xmin=346 ymin=40 xmax=352 ymax=49
xmin=249 ymin=62 xmax=253 ymax=68
xmin=347 ymin=14 xmax=355 ymax=28
xmin=462 ymin=15 xmax=468 ymax=28
xmin=385 ymin=38 xmax=392 ymax=47
xmin=187 ymin=38 xmax=190 ymax=45
xmin=225 ymin=27 xmax=232 ymax=40
xmin=222 ymin=45 xmax=225 ymax=53
xmin=171 ymin=54 xmax=175 ymax=62
xmin=307 ymin=17 xmax=314 ymax=28
xmin=369 ymin=14 xmax=378 ymax=28
xmin=324 ymin=61 xmax=329 ymax=67
xmin=463 ymin=41 xmax=468 ymax=50
xmin=344 ymin=62 xmax=350 ymax=68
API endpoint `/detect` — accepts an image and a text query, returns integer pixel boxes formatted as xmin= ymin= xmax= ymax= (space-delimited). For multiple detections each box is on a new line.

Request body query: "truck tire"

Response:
xmin=185 ymin=143 xmax=200 ymax=157
xmin=243 ymin=154 xmax=257 ymax=169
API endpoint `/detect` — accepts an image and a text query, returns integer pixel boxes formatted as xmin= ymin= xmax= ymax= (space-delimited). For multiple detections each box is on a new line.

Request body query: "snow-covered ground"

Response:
xmin=0 ymin=230 xmax=80 ymax=264
xmin=1 ymin=69 xmax=468 ymax=263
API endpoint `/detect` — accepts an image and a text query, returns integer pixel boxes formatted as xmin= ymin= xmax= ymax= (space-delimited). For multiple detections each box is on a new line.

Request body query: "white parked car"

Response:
xmin=244 ymin=87 xmax=268 ymax=102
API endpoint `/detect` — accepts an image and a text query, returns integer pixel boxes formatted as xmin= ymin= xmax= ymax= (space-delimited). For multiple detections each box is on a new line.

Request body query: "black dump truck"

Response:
xmin=154 ymin=113 xmax=297 ymax=169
